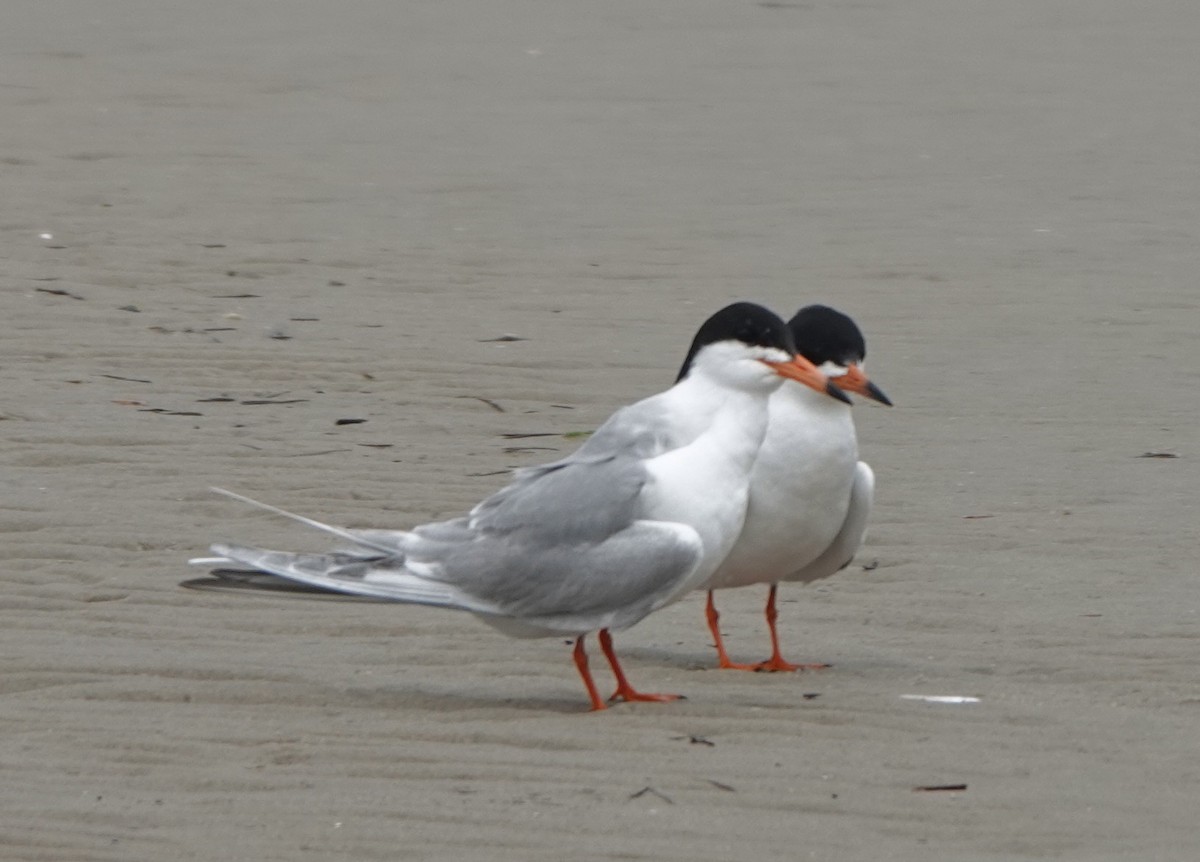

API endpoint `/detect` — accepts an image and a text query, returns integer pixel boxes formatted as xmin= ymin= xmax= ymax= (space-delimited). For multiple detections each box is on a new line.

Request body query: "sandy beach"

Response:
xmin=4 ymin=1 xmax=1199 ymax=859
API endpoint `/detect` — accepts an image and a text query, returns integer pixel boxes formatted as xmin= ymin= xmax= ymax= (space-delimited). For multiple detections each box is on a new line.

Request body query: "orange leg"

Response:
xmin=758 ymin=584 xmax=829 ymax=672
xmin=572 ymin=636 xmax=607 ymax=711
xmin=707 ymin=587 xmax=829 ymax=672
xmin=597 ymin=629 xmax=684 ymax=703
xmin=706 ymin=590 xmax=764 ymax=671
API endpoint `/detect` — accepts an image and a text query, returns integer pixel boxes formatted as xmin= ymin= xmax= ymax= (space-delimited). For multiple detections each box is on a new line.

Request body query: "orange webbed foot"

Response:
xmin=609 ymin=686 xmax=686 ymax=704
xmin=598 ymin=629 xmax=685 ymax=706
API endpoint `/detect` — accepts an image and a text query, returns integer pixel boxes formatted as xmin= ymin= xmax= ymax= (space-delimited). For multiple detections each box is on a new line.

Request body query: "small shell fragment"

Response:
xmin=901 ymin=694 xmax=981 ymax=704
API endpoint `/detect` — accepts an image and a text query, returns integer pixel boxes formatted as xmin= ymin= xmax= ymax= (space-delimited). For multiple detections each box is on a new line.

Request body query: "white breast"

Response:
xmin=641 ymin=385 xmax=773 ymax=599
xmin=701 ymin=383 xmax=858 ymax=591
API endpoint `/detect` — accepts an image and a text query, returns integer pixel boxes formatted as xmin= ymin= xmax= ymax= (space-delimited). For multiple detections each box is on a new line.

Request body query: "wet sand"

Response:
xmin=3 ymin=1 xmax=1199 ymax=859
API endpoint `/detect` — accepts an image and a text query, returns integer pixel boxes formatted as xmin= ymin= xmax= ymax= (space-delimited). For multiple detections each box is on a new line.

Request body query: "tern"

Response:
xmin=190 ymin=303 xmax=850 ymax=709
xmin=688 ymin=304 xmax=891 ymax=672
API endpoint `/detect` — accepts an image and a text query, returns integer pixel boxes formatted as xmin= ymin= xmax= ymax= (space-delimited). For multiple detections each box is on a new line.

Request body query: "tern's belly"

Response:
xmin=703 ymin=397 xmax=858 ymax=591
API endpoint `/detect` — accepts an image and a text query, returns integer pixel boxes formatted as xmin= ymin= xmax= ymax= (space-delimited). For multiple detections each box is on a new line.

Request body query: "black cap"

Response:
xmin=675 ymin=302 xmax=796 ymax=382
xmin=788 ymin=305 xmax=867 ymax=367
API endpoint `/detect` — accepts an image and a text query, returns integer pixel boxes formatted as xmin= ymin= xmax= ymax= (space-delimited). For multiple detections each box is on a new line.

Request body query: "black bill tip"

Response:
xmin=826 ymin=381 xmax=852 ymax=405
xmin=865 ymin=381 xmax=893 ymax=407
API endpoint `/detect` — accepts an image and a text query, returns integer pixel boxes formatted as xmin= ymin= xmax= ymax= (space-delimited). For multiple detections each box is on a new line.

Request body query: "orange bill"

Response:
xmin=763 ymin=357 xmax=851 ymax=404
xmin=836 ymin=364 xmax=892 ymax=406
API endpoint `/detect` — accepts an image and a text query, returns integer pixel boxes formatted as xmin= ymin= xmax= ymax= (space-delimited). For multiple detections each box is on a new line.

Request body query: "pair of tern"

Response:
xmin=191 ymin=302 xmax=890 ymax=710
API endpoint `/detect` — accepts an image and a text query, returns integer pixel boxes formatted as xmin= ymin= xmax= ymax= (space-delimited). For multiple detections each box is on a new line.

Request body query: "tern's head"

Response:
xmin=788 ymin=305 xmax=892 ymax=406
xmin=676 ymin=302 xmax=850 ymax=402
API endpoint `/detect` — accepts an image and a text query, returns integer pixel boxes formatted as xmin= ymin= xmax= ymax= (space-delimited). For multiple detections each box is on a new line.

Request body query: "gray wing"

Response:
xmin=456 ymin=393 xmax=696 ymax=553
xmin=196 ymin=439 xmax=704 ymax=631
xmin=416 ymin=450 xmax=703 ymax=621
xmin=783 ymin=462 xmax=875 ymax=584
xmin=468 ymin=447 xmax=647 ymax=542
xmin=437 ymin=398 xmax=705 ymax=620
